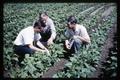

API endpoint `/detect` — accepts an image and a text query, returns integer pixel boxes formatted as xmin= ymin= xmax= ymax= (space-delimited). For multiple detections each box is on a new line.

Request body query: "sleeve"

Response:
xmin=32 ymin=16 xmax=39 ymax=27
xmin=23 ymin=31 xmax=34 ymax=45
xmin=32 ymin=20 xmax=36 ymax=27
xmin=65 ymin=28 xmax=70 ymax=39
xmin=34 ymin=33 xmax=41 ymax=41
xmin=80 ymin=26 xmax=90 ymax=39
xmin=48 ymin=19 xmax=56 ymax=39
xmin=32 ymin=20 xmax=38 ymax=26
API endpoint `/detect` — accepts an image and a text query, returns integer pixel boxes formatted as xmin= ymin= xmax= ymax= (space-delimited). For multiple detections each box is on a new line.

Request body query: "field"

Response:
xmin=3 ymin=3 xmax=117 ymax=78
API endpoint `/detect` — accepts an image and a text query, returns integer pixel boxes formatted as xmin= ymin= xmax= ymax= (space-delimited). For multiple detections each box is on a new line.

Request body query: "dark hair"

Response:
xmin=39 ymin=12 xmax=48 ymax=17
xmin=34 ymin=20 xmax=46 ymax=28
xmin=33 ymin=21 xmax=42 ymax=29
xmin=39 ymin=19 xmax=46 ymax=27
xmin=67 ymin=15 xmax=77 ymax=24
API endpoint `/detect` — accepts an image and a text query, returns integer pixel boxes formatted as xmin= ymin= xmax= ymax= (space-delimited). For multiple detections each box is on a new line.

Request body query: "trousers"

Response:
xmin=69 ymin=38 xmax=82 ymax=54
xmin=13 ymin=45 xmax=35 ymax=55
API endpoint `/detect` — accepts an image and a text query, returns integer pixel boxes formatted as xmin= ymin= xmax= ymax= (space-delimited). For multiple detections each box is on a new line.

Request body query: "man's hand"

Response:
xmin=47 ymin=38 xmax=53 ymax=46
xmin=45 ymin=49 xmax=50 ymax=56
xmin=36 ymin=49 xmax=50 ymax=56
xmin=37 ymin=41 xmax=46 ymax=50
xmin=65 ymin=40 xmax=71 ymax=49
xmin=42 ymin=49 xmax=50 ymax=56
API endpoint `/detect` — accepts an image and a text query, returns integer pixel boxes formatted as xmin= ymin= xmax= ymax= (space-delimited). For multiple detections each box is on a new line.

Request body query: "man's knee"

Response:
xmin=27 ymin=49 xmax=35 ymax=54
xmin=73 ymin=38 xmax=82 ymax=44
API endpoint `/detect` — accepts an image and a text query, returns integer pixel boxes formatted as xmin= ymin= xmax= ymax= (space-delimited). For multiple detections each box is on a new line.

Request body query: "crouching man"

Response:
xmin=37 ymin=12 xmax=56 ymax=46
xmin=64 ymin=15 xmax=90 ymax=54
xmin=13 ymin=21 xmax=50 ymax=65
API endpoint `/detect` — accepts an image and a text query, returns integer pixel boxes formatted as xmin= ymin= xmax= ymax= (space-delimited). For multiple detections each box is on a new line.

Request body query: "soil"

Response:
xmin=42 ymin=58 xmax=68 ymax=78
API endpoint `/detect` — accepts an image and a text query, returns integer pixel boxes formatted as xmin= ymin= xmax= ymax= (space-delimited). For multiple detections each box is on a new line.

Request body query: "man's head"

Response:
xmin=67 ymin=15 xmax=77 ymax=29
xmin=39 ymin=12 xmax=48 ymax=21
xmin=33 ymin=21 xmax=44 ymax=33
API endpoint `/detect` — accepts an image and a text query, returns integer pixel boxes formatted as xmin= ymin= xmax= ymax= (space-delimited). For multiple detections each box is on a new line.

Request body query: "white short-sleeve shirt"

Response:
xmin=14 ymin=26 xmax=41 ymax=45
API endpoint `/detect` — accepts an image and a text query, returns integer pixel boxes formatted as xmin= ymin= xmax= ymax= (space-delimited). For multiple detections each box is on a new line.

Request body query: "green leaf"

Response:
xmin=53 ymin=74 xmax=58 ymax=78
xmin=35 ymin=62 xmax=44 ymax=70
xmin=25 ymin=54 xmax=30 ymax=58
xmin=65 ymin=62 xmax=72 ymax=68
xmin=70 ymin=57 xmax=77 ymax=62
xmin=106 ymin=60 xmax=111 ymax=63
xmin=75 ymin=66 xmax=81 ymax=70
xmin=28 ymin=64 xmax=37 ymax=74
xmin=84 ymin=63 xmax=89 ymax=68
xmin=80 ymin=73 xmax=87 ymax=78
xmin=90 ymin=66 xmax=96 ymax=72
xmin=111 ymin=56 xmax=117 ymax=61
xmin=111 ymin=72 xmax=116 ymax=77
xmin=66 ymin=73 xmax=71 ymax=78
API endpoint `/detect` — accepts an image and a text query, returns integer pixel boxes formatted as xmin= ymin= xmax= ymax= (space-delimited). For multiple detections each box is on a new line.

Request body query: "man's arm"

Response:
xmin=29 ymin=43 xmax=50 ymax=55
xmin=65 ymin=28 xmax=71 ymax=39
xmin=28 ymin=43 xmax=45 ymax=52
xmin=47 ymin=18 xmax=56 ymax=45
xmin=36 ymin=41 xmax=47 ymax=50
xmin=73 ymin=35 xmax=90 ymax=43
xmin=74 ymin=25 xmax=90 ymax=43
xmin=64 ymin=29 xmax=72 ymax=49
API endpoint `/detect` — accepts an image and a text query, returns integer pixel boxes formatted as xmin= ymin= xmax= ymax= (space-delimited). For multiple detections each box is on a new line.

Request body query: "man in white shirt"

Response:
xmin=36 ymin=12 xmax=56 ymax=46
xmin=13 ymin=21 xmax=50 ymax=65
xmin=64 ymin=16 xmax=90 ymax=54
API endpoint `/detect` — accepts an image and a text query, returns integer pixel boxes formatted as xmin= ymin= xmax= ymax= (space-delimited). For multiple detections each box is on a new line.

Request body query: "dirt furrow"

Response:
xmin=101 ymin=6 xmax=115 ymax=17
xmin=89 ymin=23 xmax=117 ymax=78
xmin=42 ymin=58 xmax=68 ymax=78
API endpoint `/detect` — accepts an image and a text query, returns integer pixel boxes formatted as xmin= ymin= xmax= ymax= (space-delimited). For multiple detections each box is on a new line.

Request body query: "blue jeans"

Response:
xmin=14 ymin=45 xmax=35 ymax=55
xmin=69 ymin=38 xmax=82 ymax=54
